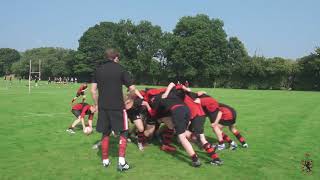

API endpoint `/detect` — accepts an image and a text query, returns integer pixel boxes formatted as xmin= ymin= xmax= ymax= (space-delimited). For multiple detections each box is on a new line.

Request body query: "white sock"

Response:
xmin=119 ymin=157 xmax=125 ymax=165
xmin=102 ymin=159 xmax=110 ymax=165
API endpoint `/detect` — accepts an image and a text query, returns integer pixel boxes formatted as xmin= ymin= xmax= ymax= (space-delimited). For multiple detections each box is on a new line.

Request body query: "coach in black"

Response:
xmin=91 ymin=48 xmax=138 ymax=171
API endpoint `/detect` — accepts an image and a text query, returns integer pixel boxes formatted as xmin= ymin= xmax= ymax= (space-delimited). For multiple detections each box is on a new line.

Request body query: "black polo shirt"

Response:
xmin=92 ymin=60 xmax=133 ymax=110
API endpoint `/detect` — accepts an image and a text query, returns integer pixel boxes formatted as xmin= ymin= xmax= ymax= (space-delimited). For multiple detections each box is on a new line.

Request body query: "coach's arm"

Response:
xmin=91 ymin=83 xmax=98 ymax=110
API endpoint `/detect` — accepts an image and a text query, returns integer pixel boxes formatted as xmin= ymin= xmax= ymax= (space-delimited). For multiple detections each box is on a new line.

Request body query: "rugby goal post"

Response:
xmin=28 ymin=59 xmax=41 ymax=94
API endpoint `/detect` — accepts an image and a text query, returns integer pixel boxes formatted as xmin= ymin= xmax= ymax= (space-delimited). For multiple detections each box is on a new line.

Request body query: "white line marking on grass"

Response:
xmin=17 ymin=112 xmax=70 ymax=118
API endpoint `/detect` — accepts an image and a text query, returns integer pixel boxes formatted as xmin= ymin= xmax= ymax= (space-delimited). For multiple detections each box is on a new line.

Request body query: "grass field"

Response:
xmin=0 ymin=80 xmax=319 ymax=180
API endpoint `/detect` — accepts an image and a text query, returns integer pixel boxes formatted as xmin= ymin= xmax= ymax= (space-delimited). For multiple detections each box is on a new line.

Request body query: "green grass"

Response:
xmin=0 ymin=80 xmax=319 ymax=180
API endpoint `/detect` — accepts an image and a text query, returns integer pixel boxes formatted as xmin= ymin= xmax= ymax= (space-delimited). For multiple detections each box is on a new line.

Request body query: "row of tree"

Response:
xmin=1 ymin=14 xmax=319 ymax=90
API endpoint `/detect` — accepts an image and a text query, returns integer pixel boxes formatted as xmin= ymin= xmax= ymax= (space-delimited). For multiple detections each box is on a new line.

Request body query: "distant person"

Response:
xmin=71 ymin=77 xmax=74 ymax=83
xmin=9 ymin=76 xmax=12 ymax=85
xmin=74 ymin=77 xmax=78 ymax=83
xmin=48 ymin=77 xmax=52 ymax=84
xmin=35 ymin=76 xmax=39 ymax=87
xmin=91 ymin=48 xmax=143 ymax=171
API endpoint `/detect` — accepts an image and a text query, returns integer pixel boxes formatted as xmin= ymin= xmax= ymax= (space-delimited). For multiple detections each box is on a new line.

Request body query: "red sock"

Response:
xmin=203 ymin=143 xmax=219 ymax=160
xmin=233 ymin=131 xmax=246 ymax=144
xmin=162 ymin=128 xmax=174 ymax=145
xmin=119 ymin=135 xmax=127 ymax=157
xmin=101 ymin=135 xmax=109 ymax=159
xmin=137 ymin=132 xmax=145 ymax=144
xmin=222 ymin=133 xmax=232 ymax=144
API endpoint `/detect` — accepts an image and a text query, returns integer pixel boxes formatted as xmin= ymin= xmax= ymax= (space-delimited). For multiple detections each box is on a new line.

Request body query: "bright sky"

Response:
xmin=0 ymin=0 xmax=319 ymax=59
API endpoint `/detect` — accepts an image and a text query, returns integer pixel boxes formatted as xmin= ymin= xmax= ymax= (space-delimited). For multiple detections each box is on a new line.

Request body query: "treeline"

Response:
xmin=1 ymin=14 xmax=319 ymax=90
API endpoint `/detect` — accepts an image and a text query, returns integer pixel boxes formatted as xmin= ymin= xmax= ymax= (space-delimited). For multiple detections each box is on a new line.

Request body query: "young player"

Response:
xmin=71 ymin=83 xmax=88 ymax=103
xmin=144 ymin=83 xmax=202 ymax=167
xmin=66 ymin=103 xmax=96 ymax=134
xmin=187 ymin=92 xmax=227 ymax=150
xmin=124 ymin=95 xmax=147 ymax=151
xmin=212 ymin=103 xmax=248 ymax=150
xmin=169 ymin=86 xmax=223 ymax=165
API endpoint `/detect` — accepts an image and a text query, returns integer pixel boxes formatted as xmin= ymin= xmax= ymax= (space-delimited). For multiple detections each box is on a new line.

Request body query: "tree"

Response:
xmin=168 ymin=14 xmax=229 ymax=87
xmin=77 ymin=20 xmax=164 ymax=83
xmin=294 ymin=48 xmax=320 ymax=90
xmin=0 ymin=48 xmax=20 ymax=75
xmin=11 ymin=47 xmax=75 ymax=79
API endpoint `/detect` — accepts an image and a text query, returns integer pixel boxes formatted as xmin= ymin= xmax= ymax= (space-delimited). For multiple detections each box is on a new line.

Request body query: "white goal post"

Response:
xmin=28 ymin=59 xmax=41 ymax=94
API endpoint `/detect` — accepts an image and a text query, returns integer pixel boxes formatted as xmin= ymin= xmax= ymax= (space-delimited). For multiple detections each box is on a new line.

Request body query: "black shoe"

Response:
xmin=117 ymin=162 xmax=130 ymax=171
xmin=191 ymin=159 xmax=201 ymax=167
xmin=210 ymin=159 xmax=223 ymax=166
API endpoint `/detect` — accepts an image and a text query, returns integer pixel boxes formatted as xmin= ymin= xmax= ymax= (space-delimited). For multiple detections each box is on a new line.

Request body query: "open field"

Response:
xmin=0 ymin=80 xmax=319 ymax=180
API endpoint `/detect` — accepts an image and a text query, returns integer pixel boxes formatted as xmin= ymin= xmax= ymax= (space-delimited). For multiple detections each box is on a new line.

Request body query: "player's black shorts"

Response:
xmin=96 ymin=108 xmax=128 ymax=135
xmin=126 ymin=108 xmax=141 ymax=123
xmin=219 ymin=108 xmax=237 ymax=126
xmin=76 ymin=91 xmax=85 ymax=97
xmin=189 ymin=116 xmax=206 ymax=134
xmin=219 ymin=119 xmax=236 ymax=126
xmin=171 ymin=105 xmax=190 ymax=135
xmin=71 ymin=109 xmax=81 ymax=118
xmin=205 ymin=109 xmax=219 ymax=123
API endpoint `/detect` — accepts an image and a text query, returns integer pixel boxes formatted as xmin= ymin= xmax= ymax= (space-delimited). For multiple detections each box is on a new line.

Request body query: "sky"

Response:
xmin=0 ymin=0 xmax=319 ymax=59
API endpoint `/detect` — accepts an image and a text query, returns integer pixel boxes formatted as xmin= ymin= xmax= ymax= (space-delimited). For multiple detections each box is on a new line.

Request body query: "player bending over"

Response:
xmin=211 ymin=103 xmax=248 ymax=150
xmin=71 ymin=83 xmax=88 ymax=103
xmin=145 ymin=83 xmax=203 ymax=167
xmin=66 ymin=103 xmax=96 ymax=134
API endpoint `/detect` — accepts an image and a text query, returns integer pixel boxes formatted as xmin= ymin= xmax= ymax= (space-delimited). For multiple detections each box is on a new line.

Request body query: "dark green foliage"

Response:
xmin=0 ymin=48 xmax=20 ymax=75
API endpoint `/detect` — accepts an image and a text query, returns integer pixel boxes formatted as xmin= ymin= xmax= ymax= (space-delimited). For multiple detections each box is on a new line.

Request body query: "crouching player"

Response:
xmin=183 ymin=94 xmax=223 ymax=166
xmin=212 ymin=103 xmax=248 ymax=150
xmin=124 ymin=96 xmax=147 ymax=151
xmin=71 ymin=83 xmax=88 ymax=103
xmin=66 ymin=103 xmax=96 ymax=134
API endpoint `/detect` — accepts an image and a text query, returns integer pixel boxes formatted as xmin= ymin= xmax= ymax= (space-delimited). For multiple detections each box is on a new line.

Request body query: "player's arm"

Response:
xmin=161 ymin=82 xmax=176 ymax=99
xmin=91 ymin=83 xmax=98 ymax=108
xmin=213 ymin=111 xmax=222 ymax=126
xmin=122 ymin=69 xmax=144 ymax=99
xmin=80 ymin=106 xmax=90 ymax=130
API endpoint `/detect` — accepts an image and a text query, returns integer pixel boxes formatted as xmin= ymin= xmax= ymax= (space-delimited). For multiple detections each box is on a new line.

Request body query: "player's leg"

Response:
xmin=192 ymin=116 xmax=223 ymax=166
xmin=96 ymin=108 xmax=111 ymax=167
xmin=109 ymin=110 xmax=130 ymax=171
xmin=159 ymin=117 xmax=176 ymax=152
xmin=172 ymin=106 xmax=201 ymax=167
xmin=229 ymin=125 xmax=248 ymax=148
xmin=67 ymin=110 xmax=81 ymax=133
xmin=71 ymin=93 xmax=80 ymax=103
xmin=81 ymin=94 xmax=86 ymax=103
xmin=133 ymin=118 xmax=145 ymax=151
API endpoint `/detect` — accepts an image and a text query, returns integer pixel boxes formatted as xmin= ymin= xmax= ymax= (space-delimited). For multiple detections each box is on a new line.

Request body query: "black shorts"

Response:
xmin=189 ymin=116 xmax=206 ymax=134
xmin=127 ymin=108 xmax=142 ymax=123
xmin=76 ymin=92 xmax=84 ymax=97
xmin=219 ymin=108 xmax=237 ymax=126
xmin=206 ymin=109 xmax=219 ymax=123
xmin=171 ymin=106 xmax=190 ymax=135
xmin=219 ymin=119 xmax=236 ymax=126
xmin=71 ymin=109 xmax=81 ymax=118
xmin=96 ymin=109 xmax=128 ymax=135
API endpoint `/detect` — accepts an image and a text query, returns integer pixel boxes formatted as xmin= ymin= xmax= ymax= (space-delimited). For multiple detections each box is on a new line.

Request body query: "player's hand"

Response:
xmin=197 ymin=91 xmax=207 ymax=96
xmin=141 ymin=101 xmax=149 ymax=106
xmin=161 ymin=93 xmax=168 ymax=99
xmin=194 ymin=98 xmax=201 ymax=104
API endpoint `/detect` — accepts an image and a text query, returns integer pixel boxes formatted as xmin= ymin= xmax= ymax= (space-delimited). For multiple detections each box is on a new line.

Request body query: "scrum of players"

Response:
xmin=67 ymin=82 xmax=248 ymax=167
